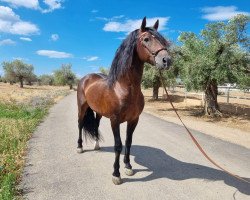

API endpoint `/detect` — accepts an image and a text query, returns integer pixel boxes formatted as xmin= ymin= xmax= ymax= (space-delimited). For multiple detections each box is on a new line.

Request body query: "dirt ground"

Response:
xmin=0 ymin=83 xmax=70 ymax=104
xmin=142 ymin=88 xmax=250 ymax=148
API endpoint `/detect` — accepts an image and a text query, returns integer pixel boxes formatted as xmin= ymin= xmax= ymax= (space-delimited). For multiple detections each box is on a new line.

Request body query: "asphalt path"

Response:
xmin=21 ymin=92 xmax=250 ymax=200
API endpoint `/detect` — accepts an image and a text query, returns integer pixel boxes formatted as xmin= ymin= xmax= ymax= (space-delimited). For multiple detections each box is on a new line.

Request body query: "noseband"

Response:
xmin=139 ymin=32 xmax=168 ymax=57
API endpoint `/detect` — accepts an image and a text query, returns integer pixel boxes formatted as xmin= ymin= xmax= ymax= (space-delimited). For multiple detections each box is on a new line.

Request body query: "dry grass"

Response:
xmin=0 ymin=83 xmax=70 ymax=105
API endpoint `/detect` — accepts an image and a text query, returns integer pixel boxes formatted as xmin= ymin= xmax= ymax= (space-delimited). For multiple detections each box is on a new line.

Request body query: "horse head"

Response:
xmin=137 ymin=17 xmax=171 ymax=70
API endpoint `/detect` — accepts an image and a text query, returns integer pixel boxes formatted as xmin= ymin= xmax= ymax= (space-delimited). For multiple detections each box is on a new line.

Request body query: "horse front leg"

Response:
xmin=124 ymin=118 xmax=139 ymax=176
xmin=110 ymin=119 xmax=122 ymax=185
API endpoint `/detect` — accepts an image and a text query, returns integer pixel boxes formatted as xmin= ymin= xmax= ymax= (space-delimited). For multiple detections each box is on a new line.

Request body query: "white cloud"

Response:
xmin=201 ymin=6 xmax=250 ymax=21
xmin=0 ymin=0 xmax=63 ymax=13
xmin=20 ymin=37 xmax=32 ymax=41
xmin=103 ymin=17 xmax=169 ymax=33
xmin=91 ymin=9 xmax=98 ymax=13
xmin=51 ymin=33 xmax=59 ymax=41
xmin=0 ymin=6 xmax=39 ymax=35
xmin=0 ymin=5 xmax=19 ymax=21
xmin=9 ymin=21 xmax=39 ymax=35
xmin=42 ymin=0 xmax=62 ymax=13
xmin=96 ymin=15 xmax=125 ymax=22
xmin=0 ymin=0 xmax=39 ymax=9
xmin=36 ymin=50 xmax=73 ymax=58
xmin=82 ymin=56 xmax=99 ymax=61
xmin=0 ymin=38 xmax=15 ymax=45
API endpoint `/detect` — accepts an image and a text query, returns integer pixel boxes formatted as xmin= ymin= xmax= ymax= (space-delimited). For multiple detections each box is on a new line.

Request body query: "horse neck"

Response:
xmin=118 ymin=56 xmax=144 ymax=89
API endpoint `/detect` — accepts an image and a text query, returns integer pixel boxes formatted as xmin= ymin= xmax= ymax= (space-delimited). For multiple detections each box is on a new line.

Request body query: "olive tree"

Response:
xmin=142 ymin=63 xmax=177 ymax=100
xmin=54 ymin=64 xmax=76 ymax=89
xmin=2 ymin=60 xmax=35 ymax=88
xmin=176 ymin=14 xmax=250 ymax=116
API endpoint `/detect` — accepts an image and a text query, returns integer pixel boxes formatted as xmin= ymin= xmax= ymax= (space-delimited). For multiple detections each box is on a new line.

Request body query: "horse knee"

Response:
xmin=114 ymin=142 xmax=122 ymax=153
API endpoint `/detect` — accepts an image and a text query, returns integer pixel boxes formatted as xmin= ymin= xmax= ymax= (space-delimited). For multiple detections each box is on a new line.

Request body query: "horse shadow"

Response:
xmin=101 ymin=145 xmax=250 ymax=195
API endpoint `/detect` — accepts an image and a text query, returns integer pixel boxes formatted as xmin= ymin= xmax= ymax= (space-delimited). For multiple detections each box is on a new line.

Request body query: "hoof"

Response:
xmin=125 ymin=168 xmax=134 ymax=176
xmin=112 ymin=176 xmax=122 ymax=185
xmin=77 ymin=148 xmax=84 ymax=153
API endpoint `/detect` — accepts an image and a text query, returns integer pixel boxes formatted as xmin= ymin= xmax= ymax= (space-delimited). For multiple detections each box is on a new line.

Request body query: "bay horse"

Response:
xmin=77 ymin=17 xmax=171 ymax=185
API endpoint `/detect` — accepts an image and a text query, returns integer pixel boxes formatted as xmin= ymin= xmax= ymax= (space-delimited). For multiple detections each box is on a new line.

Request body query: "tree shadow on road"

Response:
xmin=101 ymin=145 xmax=250 ymax=195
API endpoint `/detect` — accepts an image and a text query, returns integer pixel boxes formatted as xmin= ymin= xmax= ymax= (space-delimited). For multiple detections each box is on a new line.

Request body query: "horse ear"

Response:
xmin=153 ymin=19 xmax=159 ymax=30
xmin=141 ymin=17 xmax=146 ymax=32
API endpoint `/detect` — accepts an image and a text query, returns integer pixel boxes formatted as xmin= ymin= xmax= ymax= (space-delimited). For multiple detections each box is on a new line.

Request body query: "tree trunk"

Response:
xmin=19 ymin=77 xmax=24 ymax=88
xmin=69 ymin=84 xmax=73 ymax=90
xmin=204 ymin=82 xmax=221 ymax=116
xmin=152 ymin=76 xmax=161 ymax=100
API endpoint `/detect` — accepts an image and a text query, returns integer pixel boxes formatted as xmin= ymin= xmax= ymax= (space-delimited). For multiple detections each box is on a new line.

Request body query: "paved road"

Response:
xmin=21 ymin=92 xmax=250 ymax=200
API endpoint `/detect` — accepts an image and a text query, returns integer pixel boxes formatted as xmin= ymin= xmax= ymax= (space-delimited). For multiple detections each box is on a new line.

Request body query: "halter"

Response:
xmin=139 ymin=32 xmax=168 ymax=57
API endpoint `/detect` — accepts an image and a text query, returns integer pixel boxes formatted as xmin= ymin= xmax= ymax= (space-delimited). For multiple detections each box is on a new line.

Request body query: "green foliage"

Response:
xmin=99 ymin=67 xmax=109 ymax=75
xmin=0 ymin=173 xmax=15 ymax=200
xmin=2 ymin=60 xmax=36 ymax=87
xmin=0 ymin=104 xmax=45 ymax=119
xmin=177 ymin=14 xmax=250 ymax=92
xmin=54 ymin=64 xmax=76 ymax=88
xmin=142 ymin=63 xmax=176 ymax=89
xmin=2 ymin=62 xmax=17 ymax=84
xmin=25 ymin=73 xmax=37 ymax=85
xmin=39 ymin=74 xmax=54 ymax=85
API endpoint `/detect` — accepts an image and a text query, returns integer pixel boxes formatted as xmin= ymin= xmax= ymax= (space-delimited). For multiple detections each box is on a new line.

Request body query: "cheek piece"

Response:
xmin=138 ymin=33 xmax=168 ymax=58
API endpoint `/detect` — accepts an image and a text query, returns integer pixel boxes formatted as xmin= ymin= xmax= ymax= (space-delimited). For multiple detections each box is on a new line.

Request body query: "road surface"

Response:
xmin=21 ymin=92 xmax=250 ymax=200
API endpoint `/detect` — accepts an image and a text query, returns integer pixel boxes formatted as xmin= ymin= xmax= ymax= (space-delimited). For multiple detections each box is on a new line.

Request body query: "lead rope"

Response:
xmin=159 ymin=71 xmax=250 ymax=184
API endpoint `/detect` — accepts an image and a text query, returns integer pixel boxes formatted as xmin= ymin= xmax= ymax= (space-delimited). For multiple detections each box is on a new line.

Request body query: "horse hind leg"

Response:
xmin=77 ymin=103 xmax=88 ymax=153
xmin=94 ymin=113 xmax=102 ymax=150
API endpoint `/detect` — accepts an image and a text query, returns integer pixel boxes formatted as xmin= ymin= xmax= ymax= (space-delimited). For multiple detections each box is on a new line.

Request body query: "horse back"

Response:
xmin=77 ymin=73 xmax=120 ymax=118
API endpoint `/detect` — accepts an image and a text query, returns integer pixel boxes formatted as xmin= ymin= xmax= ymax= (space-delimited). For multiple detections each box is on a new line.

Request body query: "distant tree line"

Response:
xmin=1 ymin=60 xmax=77 ymax=89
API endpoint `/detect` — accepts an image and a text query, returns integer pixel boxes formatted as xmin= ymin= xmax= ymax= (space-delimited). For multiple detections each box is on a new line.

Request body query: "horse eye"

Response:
xmin=144 ymin=37 xmax=149 ymax=42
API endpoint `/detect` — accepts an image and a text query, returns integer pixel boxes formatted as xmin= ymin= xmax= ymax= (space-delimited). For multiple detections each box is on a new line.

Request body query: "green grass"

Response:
xmin=0 ymin=103 xmax=48 ymax=200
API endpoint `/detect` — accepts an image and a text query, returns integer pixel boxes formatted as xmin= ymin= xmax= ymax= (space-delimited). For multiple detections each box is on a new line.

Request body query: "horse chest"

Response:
xmin=119 ymin=92 xmax=144 ymax=122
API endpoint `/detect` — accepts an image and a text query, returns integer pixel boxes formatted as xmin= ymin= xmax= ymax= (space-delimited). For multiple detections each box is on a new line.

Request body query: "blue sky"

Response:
xmin=0 ymin=0 xmax=249 ymax=77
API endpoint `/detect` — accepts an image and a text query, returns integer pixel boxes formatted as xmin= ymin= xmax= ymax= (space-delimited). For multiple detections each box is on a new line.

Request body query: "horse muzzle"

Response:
xmin=155 ymin=51 xmax=171 ymax=70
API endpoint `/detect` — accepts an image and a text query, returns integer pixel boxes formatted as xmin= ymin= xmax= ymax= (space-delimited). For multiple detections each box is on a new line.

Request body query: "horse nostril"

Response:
xmin=162 ymin=57 xmax=167 ymax=64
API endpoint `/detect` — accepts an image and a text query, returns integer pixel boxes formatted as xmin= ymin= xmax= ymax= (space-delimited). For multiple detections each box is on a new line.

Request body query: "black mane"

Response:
xmin=108 ymin=30 xmax=138 ymax=86
xmin=108 ymin=27 xmax=170 ymax=86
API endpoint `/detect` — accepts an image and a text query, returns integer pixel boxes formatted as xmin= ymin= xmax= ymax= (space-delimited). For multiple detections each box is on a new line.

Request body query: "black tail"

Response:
xmin=82 ymin=107 xmax=100 ymax=141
